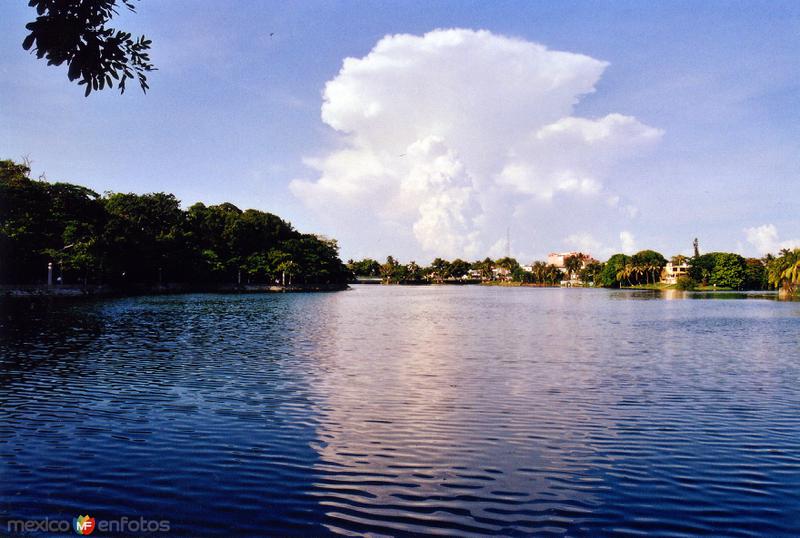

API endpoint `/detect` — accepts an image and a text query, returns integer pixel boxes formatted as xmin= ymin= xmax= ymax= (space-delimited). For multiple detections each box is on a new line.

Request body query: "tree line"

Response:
xmin=0 ymin=160 xmax=350 ymax=288
xmin=349 ymin=246 xmax=800 ymax=294
xmin=347 ymin=256 xmax=569 ymax=285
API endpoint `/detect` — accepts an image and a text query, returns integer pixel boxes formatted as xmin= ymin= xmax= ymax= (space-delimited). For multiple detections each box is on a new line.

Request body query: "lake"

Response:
xmin=1 ymin=286 xmax=799 ymax=536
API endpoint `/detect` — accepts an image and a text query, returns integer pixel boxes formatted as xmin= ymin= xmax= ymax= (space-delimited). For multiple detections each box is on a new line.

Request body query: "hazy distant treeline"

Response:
xmin=352 ymin=248 xmax=787 ymax=291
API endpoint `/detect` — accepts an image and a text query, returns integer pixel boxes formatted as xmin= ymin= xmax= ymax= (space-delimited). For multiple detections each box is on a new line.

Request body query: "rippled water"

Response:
xmin=2 ymin=286 xmax=800 ymax=536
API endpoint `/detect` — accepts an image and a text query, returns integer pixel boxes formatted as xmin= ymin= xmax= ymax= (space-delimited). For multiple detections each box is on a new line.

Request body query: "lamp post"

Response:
xmin=47 ymin=262 xmax=53 ymax=286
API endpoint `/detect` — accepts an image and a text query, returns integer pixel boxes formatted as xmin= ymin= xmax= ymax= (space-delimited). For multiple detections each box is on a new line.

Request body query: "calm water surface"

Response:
xmin=1 ymin=286 xmax=799 ymax=536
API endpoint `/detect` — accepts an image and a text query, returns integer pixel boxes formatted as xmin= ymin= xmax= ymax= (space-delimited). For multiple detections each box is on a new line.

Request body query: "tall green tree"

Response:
xmin=743 ymin=258 xmax=767 ymax=290
xmin=767 ymin=248 xmax=800 ymax=295
xmin=709 ymin=253 xmax=745 ymax=289
xmin=381 ymin=256 xmax=400 ymax=284
xmin=689 ymin=253 xmax=716 ymax=285
xmin=102 ymin=192 xmax=184 ymax=284
xmin=631 ymin=250 xmax=667 ymax=285
xmin=429 ymin=257 xmax=451 ymax=282
xmin=0 ymin=160 xmax=106 ymax=284
xmin=597 ymin=254 xmax=629 ymax=288
xmin=563 ymin=255 xmax=583 ymax=280
xmin=579 ymin=261 xmax=603 ymax=285
xmin=449 ymin=258 xmax=470 ymax=279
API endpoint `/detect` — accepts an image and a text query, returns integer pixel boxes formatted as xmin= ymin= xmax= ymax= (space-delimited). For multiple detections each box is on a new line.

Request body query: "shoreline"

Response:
xmin=0 ymin=282 xmax=349 ymax=301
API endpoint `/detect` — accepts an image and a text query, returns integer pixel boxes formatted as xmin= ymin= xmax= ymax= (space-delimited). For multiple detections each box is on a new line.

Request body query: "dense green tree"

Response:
xmin=528 ymin=261 xmax=547 ymax=284
xmin=0 ymin=160 xmax=349 ymax=288
xmin=347 ymin=258 xmax=381 ymax=277
xmin=405 ymin=261 xmax=423 ymax=282
xmin=597 ymin=254 xmax=629 ymax=288
xmin=511 ymin=265 xmax=528 ymax=282
xmin=449 ymin=258 xmax=471 ymax=279
xmin=579 ymin=261 xmax=603 ymax=285
xmin=683 ymin=252 xmax=770 ymax=290
xmin=743 ymin=258 xmax=768 ymax=290
xmin=545 ymin=264 xmax=564 ymax=285
xmin=102 ymin=192 xmax=184 ymax=284
xmin=1 ymin=160 xmax=106 ymax=284
xmin=709 ymin=253 xmax=745 ymax=289
xmin=281 ymin=236 xmax=350 ymax=285
xmin=631 ymin=250 xmax=667 ymax=285
xmin=631 ymin=250 xmax=666 ymax=267
xmin=429 ymin=257 xmax=451 ymax=282
xmin=495 ymin=257 xmax=520 ymax=272
xmin=689 ymin=253 xmax=716 ymax=285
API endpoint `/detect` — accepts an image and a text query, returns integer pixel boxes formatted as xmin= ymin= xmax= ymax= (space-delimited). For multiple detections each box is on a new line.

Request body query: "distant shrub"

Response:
xmin=675 ymin=276 xmax=697 ymax=290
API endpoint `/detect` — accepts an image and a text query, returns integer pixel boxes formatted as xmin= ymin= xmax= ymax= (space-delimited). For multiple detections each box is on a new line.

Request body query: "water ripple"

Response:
xmin=1 ymin=288 xmax=799 ymax=536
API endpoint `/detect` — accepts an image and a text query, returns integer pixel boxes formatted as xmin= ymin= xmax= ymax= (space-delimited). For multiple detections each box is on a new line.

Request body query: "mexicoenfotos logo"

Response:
xmin=74 ymin=515 xmax=96 ymax=535
xmin=6 ymin=514 xmax=170 ymax=535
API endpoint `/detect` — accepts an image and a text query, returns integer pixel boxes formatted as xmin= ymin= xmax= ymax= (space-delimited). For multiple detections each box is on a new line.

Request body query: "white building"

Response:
xmin=662 ymin=261 xmax=690 ymax=284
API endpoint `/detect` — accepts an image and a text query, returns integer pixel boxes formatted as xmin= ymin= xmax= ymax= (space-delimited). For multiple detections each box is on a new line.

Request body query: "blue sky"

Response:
xmin=1 ymin=1 xmax=798 ymax=262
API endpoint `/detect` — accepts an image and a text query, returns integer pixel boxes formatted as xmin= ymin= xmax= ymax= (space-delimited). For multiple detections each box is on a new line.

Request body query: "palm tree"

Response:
xmin=532 ymin=261 xmax=547 ymax=284
xmin=277 ymin=260 xmax=298 ymax=287
xmin=381 ymin=256 xmax=399 ymax=283
xmin=671 ymin=254 xmax=688 ymax=266
xmin=767 ymin=248 xmax=800 ymax=295
xmin=564 ymin=255 xmax=583 ymax=281
xmin=632 ymin=264 xmax=644 ymax=286
xmin=652 ymin=262 xmax=663 ymax=284
xmin=406 ymin=261 xmax=421 ymax=281
xmin=617 ymin=264 xmax=633 ymax=287
xmin=635 ymin=263 xmax=647 ymax=285
xmin=647 ymin=262 xmax=659 ymax=285
xmin=478 ymin=257 xmax=495 ymax=281
xmin=545 ymin=264 xmax=563 ymax=285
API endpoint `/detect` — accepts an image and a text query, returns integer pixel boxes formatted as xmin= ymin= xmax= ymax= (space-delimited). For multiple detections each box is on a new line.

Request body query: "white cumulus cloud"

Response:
xmin=290 ymin=28 xmax=662 ymax=261
xmin=744 ymin=224 xmax=800 ymax=255
xmin=620 ymin=231 xmax=637 ymax=254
